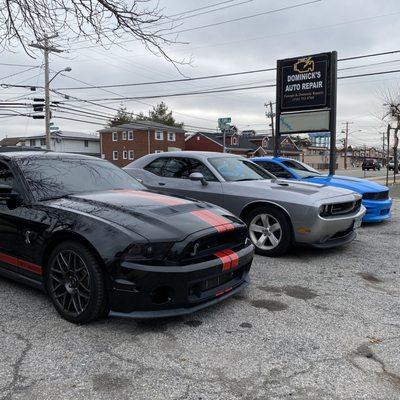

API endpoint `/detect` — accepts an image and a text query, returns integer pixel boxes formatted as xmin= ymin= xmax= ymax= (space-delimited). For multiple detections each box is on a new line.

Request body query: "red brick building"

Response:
xmin=99 ymin=122 xmax=185 ymax=167
xmin=185 ymin=131 xmax=301 ymax=159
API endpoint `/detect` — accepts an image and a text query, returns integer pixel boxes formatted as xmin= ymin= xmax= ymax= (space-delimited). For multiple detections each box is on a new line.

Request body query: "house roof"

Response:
xmin=99 ymin=121 xmax=185 ymax=133
xmin=194 ymin=132 xmax=258 ymax=151
xmin=24 ymin=131 xmax=99 ymax=141
xmin=0 ymin=137 xmax=24 ymax=146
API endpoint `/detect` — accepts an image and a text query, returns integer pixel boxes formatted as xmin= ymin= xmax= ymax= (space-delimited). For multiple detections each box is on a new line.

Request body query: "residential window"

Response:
xmin=123 ymin=150 xmax=128 ymax=160
xmin=112 ymin=132 xmax=118 ymax=141
xmin=128 ymin=150 xmax=134 ymax=160
xmin=197 ymin=136 xmax=200 ymax=141
xmin=167 ymin=132 xmax=176 ymax=141
xmin=112 ymin=151 xmax=118 ymax=160
xmin=84 ymin=140 xmax=89 ymax=148
xmin=29 ymin=139 xmax=36 ymax=147
xmin=40 ymin=139 xmax=46 ymax=146
xmin=128 ymin=131 xmax=134 ymax=140
xmin=154 ymin=150 xmax=164 ymax=153
xmin=155 ymin=131 xmax=164 ymax=140
xmin=122 ymin=131 xmax=127 ymax=140
xmin=232 ymin=137 xmax=238 ymax=145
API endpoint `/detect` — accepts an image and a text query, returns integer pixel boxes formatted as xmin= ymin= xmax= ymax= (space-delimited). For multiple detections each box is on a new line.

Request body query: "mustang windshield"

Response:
xmin=281 ymin=160 xmax=321 ymax=178
xmin=209 ymin=157 xmax=273 ymax=181
xmin=17 ymin=156 xmax=144 ymax=201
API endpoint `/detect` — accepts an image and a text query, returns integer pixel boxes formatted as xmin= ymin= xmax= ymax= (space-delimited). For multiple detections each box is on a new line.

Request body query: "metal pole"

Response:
xmin=344 ymin=121 xmax=348 ymax=170
xmin=44 ymin=37 xmax=51 ymax=151
xmin=223 ymin=128 xmax=226 ymax=153
xmin=394 ymin=126 xmax=398 ymax=183
xmin=386 ymin=124 xmax=390 ymax=187
xmin=328 ymin=51 xmax=338 ymax=175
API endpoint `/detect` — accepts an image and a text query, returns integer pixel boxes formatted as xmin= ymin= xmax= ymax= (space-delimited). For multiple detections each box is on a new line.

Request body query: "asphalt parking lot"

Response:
xmin=0 ymin=194 xmax=399 ymax=400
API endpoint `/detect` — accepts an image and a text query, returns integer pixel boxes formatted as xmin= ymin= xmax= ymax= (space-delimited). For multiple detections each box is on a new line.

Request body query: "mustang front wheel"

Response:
xmin=45 ymin=241 xmax=108 ymax=324
xmin=245 ymin=206 xmax=292 ymax=257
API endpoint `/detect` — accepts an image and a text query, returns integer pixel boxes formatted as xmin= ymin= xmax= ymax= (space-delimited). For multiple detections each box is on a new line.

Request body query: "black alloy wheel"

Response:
xmin=46 ymin=241 xmax=108 ymax=324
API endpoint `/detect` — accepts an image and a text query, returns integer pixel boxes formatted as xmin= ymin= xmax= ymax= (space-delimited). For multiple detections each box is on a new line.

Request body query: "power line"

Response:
xmin=75 ymin=0 xmax=322 ymax=50
xmin=0 ymin=63 xmax=40 ymax=68
xmin=59 ymin=68 xmax=400 ymax=102
xmin=55 ymin=49 xmax=400 ymax=91
xmin=0 ymin=66 xmax=41 ymax=81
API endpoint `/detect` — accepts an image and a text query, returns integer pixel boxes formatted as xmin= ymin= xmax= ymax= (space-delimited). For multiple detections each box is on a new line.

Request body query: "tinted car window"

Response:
xmin=151 ymin=157 xmax=217 ymax=181
xmin=0 ymin=161 xmax=15 ymax=187
xmin=209 ymin=157 xmax=273 ymax=181
xmin=255 ymin=161 xmax=292 ymax=179
xmin=144 ymin=158 xmax=168 ymax=176
xmin=16 ymin=156 xmax=144 ymax=201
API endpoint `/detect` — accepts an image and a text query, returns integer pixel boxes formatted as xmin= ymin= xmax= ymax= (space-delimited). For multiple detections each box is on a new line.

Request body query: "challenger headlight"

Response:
xmin=319 ymin=204 xmax=332 ymax=217
xmin=121 ymin=242 xmax=173 ymax=262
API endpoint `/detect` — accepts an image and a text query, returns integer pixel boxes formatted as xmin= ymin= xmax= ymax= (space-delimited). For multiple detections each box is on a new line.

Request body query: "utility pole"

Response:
xmin=341 ymin=121 xmax=353 ymax=170
xmin=264 ymin=101 xmax=275 ymax=153
xmin=30 ymin=34 xmax=63 ymax=150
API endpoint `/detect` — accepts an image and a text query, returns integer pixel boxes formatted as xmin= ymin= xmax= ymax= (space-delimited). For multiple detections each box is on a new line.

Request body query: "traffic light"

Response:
xmin=32 ymin=98 xmax=44 ymax=117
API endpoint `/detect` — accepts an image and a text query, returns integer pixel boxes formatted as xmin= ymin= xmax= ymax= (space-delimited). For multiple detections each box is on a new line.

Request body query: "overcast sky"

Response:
xmin=1 ymin=0 xmax=400 ymax=147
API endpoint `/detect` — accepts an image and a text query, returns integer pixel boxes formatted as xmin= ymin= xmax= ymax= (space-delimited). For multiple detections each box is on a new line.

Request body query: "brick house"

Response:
xmin=99 ymin=122 xmax=185 ymax=167
xmin=185 ymin=131 xmax=301 ymax=159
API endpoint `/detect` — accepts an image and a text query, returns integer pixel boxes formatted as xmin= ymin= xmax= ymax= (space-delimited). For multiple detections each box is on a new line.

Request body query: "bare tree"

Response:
xmin=0 ymin=0 xmax=181 ymax=63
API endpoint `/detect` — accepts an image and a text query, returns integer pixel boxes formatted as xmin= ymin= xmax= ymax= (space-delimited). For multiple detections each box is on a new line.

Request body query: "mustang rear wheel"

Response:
xmin=245 ymin=206 xmax=292 ymax=257
xmin=45 ymin=241 xmax=108 ymax=324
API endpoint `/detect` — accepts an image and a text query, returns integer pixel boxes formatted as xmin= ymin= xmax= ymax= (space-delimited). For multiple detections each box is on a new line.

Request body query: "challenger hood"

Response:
xmin=46 ymin=189 xmax=239 ymax=242
xmin=303 ymin=175 xmax=388 ymax=195
xmin=229 ymin=179 xmax=359 ymax=202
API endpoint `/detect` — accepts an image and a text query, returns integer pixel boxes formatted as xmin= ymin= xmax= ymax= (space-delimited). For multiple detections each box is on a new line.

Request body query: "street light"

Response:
xmin=45 ymin=67 xmax=71 ymax=150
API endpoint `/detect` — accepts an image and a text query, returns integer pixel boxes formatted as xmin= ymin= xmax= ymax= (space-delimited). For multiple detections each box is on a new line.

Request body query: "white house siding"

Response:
xmin=53 ymin=138 xmax=100 ymax=155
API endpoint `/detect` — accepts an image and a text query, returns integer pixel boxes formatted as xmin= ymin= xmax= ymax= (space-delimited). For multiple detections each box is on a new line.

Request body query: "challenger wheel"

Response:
xmin=245 ymin=206 xmax=292 ymax=257
xmin=45 ymin=241 xmax=108 ymax=324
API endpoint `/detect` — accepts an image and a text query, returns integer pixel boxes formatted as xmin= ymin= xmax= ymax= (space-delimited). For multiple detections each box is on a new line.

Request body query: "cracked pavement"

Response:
xmin=0 ymin=197 xmax=399 ymax=400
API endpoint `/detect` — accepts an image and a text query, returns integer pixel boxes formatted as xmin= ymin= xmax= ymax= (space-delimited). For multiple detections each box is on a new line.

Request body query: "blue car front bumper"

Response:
xmin=362 ymin=198 xmax=392 ymax=222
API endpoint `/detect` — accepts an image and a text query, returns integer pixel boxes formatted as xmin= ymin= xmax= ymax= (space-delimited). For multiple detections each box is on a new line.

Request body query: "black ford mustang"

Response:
xmin=0 ymin=152 xmax=253 ymax=323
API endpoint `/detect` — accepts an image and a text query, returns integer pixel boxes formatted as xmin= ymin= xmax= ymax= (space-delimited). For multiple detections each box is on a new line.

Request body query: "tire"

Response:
xmin=45 ymin=241 xmax=108 ymax=324
xmin=244 ymin=206 xmax=292 ymax=257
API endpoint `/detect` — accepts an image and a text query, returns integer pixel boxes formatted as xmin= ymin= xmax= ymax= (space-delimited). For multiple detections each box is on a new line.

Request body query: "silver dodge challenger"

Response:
xmin=124 ymin=152 xmax=366 ymax=256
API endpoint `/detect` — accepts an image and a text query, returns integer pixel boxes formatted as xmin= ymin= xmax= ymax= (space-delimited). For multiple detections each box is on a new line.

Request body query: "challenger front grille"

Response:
xmin=320 ymin=199 xmax=362 ymax=217
xmin=363 ymin=191 xmax=389 ymax=201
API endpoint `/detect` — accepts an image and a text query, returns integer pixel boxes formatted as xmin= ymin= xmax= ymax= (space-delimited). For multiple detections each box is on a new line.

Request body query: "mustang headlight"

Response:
xmin=121 ymin=242 xmax=173 ymax=262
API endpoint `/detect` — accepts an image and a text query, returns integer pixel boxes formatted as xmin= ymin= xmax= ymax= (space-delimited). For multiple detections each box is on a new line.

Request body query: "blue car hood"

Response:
xmin=303 ymin=175 xmax=388 ymax=195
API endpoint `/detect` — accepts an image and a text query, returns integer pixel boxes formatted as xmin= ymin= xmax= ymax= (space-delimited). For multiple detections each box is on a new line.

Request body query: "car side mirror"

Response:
xmin=0 ymin=184 xmax=22 ymax=209
xmin=189 ymin=172 xmax=208 ymax=186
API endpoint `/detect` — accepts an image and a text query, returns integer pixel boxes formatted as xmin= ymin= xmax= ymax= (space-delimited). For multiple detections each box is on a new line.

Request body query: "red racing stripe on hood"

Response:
xmin=116 ymin=190 xmax=188 ymax=206
xmin=191 ymin=209 xmax=235 ymax=233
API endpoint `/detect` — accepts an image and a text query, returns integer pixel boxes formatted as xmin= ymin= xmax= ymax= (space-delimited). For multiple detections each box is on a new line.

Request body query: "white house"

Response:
xmin=23 ymin=131 xmax=100 ymax=156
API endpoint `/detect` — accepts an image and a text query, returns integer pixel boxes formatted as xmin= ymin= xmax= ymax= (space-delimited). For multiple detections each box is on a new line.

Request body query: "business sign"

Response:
xmin=218 ymin=117 xmax=231 ymax=129
xmin=277 ymin=53 xmax=331 ymax=112
xmin=279 ymin=110 xmax=330 ymax=133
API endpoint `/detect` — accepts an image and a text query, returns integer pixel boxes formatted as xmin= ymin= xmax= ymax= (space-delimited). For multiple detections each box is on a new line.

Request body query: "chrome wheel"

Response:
xmin=49 ymin=250 xmax=91 ymax=317
xmin=249 ymin=213 xmax=282 ymax=251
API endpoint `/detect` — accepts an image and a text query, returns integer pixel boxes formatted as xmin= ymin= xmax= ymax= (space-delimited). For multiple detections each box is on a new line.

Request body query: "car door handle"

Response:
xmin=158 ymin=182 xmax=166 ymax=186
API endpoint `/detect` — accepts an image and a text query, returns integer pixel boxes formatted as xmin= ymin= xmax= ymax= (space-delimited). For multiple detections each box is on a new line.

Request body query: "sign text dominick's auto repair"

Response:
xmin=278 ymin=53 xmax=330 ymax=111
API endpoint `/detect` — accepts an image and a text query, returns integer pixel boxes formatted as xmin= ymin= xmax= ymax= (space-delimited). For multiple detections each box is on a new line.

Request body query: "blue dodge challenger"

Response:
xmin=251 ymin=157 xmax=392 ymax=223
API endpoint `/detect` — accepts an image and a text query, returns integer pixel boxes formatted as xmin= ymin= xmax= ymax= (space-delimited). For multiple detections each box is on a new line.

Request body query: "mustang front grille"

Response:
xmin=363 ymin=191 xmax=389 ymax=201
xmin=178 ymin=227 xmax=248 ymax=265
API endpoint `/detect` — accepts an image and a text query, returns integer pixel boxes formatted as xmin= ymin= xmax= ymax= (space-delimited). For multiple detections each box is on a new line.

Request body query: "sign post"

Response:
xmin=218 ymin=117 xmax=231 ymax=153
xmin=275 ymin=51 xmax=338 ymax=175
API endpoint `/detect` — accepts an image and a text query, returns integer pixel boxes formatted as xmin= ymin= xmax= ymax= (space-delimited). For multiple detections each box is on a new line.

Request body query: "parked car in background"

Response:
xmin=388 ymin=160 xmax=395 ymax=171
xmin=362 ymin=159 xmax=380 ymax=171
xmin=125 ymin=152 xmax=365 ymax=257
xmin=251 ymin=157 xmax=392 ymax=223
xmin=0 ymin=152 xmax=254 ymax=323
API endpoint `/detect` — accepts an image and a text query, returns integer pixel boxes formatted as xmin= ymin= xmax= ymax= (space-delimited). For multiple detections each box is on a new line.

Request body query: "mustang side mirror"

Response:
xmin=189 ymin=172 xmax=208 ymax=186
xmin=0 ymin=184 xmax=22 ymax=209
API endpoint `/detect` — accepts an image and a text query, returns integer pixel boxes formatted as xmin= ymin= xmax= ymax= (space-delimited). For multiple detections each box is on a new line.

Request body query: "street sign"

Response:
xmin=279 ymin=110 xmax=330 ymax=133
xmin=218 ymin=117 xmax=231 ymax=129
xmin=275 ymin=51 xmax=337 ymax=175
xmin=277 ymin=53 xmax=331 ymax=112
